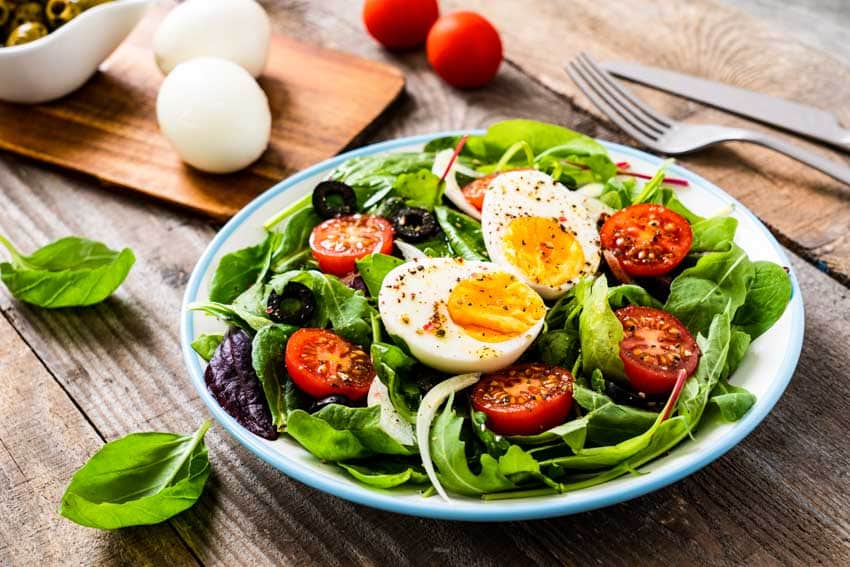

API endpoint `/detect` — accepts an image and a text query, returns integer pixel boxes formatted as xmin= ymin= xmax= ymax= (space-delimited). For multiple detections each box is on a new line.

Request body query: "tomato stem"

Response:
xmin=439 ymin=134 xmax=469 ymax=183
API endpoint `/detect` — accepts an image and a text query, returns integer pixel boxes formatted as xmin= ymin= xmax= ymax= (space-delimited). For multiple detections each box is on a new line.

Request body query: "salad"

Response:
xmin=189 ymin=119 xmax=792 ymax=500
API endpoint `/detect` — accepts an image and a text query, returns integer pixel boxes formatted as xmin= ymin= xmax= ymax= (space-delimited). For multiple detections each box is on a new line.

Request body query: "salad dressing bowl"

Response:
xmin=0 ymin=0 xmax=151 ymax=103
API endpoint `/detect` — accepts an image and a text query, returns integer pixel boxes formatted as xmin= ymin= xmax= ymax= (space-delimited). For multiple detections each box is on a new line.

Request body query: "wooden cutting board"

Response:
xmin=0 ymin=6 xmax=405 ymax=220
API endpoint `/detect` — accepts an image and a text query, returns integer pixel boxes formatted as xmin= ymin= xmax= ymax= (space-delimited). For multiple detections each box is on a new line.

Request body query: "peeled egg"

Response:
xmin=481 ymin=170 xmax=601 ymax=299
xmin=156 ymin=57 xmax=271 ymax=174
xmin=154 ymin=0 xmax=271 ymax=77
xmin=379 ymin=257 xmax=546 ymax=374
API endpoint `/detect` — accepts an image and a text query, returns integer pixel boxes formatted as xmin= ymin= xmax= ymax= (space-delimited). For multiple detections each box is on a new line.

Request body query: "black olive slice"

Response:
xmin=603 ymin=380 xmax=666 ymax=411
xmin=266 ymin=282 xmax=316 ymax=325
xmin=392 ymin=206 xmax=438 ymax=243
xmin=312 ymin=180 xmax=357 ymax=219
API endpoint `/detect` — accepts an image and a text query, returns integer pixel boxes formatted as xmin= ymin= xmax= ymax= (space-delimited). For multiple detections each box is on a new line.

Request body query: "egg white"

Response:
xmin=378 ymin=257 xmax=545 ymax=374
xmin=481 ymin=170 xmax=601 ymax=299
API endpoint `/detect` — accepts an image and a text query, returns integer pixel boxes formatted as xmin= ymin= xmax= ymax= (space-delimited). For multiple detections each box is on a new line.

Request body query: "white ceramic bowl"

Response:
xmin=181 ymin=132 xmax=805 ymax=521
xmin=0 ymin=0 xmax=151 ymax=103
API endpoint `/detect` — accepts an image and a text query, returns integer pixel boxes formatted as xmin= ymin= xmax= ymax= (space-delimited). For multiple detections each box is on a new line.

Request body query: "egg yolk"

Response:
xmin=502 ymin=216 xmax=585 ymax=286
xmin=447 ymin=272 xmax=545 ymax=343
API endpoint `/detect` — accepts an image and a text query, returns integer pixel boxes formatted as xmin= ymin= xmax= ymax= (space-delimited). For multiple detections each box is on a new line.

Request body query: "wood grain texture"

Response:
xmin=0 ymin=313 xmax=199 ymax=566
xmin=0 ymin=4 xmax=404 ymax=220
xmin=0 ymin=0 xmax=849 ymax=565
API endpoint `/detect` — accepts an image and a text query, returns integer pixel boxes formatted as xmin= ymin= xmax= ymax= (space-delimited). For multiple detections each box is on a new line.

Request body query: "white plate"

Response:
xmin=181 ymin=131 xmax=804 ymax=521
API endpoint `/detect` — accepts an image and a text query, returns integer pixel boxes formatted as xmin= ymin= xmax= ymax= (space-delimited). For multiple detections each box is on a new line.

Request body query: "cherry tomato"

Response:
xmin=426 ymin=11 xmax=502 ymax=88
xmin=461 ymin=169 xmax=532 ymax=210
xmin=362 ymin=0 xmax=439 ymax=51
xmin=471 ymin=363 xmax=574 ymax=436
xmin=284 ymin=328 xmax=374 ymax=401
xmin=600 ymin=203 xmax=693 ymax=277
xmin=309 ymin=214 xmax=394 ymax=276
xmin=616 ymin=305 xmax=699 ymax=395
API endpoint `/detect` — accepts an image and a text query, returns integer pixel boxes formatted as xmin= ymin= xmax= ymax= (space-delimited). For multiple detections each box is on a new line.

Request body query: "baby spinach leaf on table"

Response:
xmin=392 ymin=169 xmax=443 ymax=210
xmin=59 ymin=421 xmax=211 ymax=530
xmin=434 ymin=206 xmax=488 ymax=261
xmin=579 ymin=277 xmax=627 ymax=383
xmin=356 ymin=253 xmax=405 ymax=297
xmin=191 ymin=333 xmax=224 ymax=362
xmin=371 ymin=341 xmax=424 ymax=424
xmin=429 ymin=394 xmax=515 ymax=496
xmin=733 ymin=260 xmax=793 ymax=339
xmin=690 ymin=216 xmax=738 ymax=252
xmin=205 ymin=329 xmax=277 ymax=440
xmin=709 ymin=379 xmax=757 ymax=422
xmin=252 ymin=324 xmax=297 ymax=429
xmin=338 ymin=460 xmax=429 ymax=489
xmin=0 ymin=235 xmax=134 ymax=308
xmin=268 ymin=270 xmax=377 ymax=347
xmin=664 ymin=242 xmax=754 ymax=337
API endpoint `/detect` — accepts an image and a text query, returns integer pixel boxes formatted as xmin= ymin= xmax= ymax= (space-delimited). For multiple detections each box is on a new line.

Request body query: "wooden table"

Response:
xmin=2 ymin=1 xmax=849 ymax=564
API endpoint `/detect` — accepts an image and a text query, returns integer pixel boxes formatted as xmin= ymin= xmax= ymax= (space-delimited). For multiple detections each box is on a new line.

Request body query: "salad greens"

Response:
xmin=190 ymin=118 xmax=793 ymax=501
xmin=0 ymin=235 xmax=134 ymax=308
xmin=60 ymin=422 xmax=211 ymax=529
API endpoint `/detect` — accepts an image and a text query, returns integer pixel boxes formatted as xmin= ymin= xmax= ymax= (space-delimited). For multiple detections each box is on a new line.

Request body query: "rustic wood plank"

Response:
xmin=0 ymin=313 xmax=199 ymax=565
xmin=0 ymin=3 xmax=405 ymax=220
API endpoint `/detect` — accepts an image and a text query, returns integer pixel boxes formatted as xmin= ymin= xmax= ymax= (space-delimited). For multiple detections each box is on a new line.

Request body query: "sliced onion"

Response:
xmin=709 ymin=203 xmax=735 ymax=218
xmin=395 ymin=240 xmax=427 ymax=262
xmin=432 ymin=149 xmax=482 ymax=220
xmin=416 ymin=372 xmax=481 ymax=502
xmin=368 ymin=376 xmax=415 ymax=447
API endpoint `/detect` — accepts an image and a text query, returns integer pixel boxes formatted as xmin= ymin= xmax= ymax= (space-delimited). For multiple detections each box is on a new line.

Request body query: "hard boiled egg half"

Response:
xmin=379 ymin=258 xmax=546 ymax=374
xmin=481 ymin=169 xmax=601 ymax=300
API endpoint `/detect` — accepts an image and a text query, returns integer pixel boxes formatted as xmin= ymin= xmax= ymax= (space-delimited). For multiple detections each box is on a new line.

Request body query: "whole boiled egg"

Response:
xmin=481 ymin=170 xmax=601 ymax=300
xmin=378 ymin=257 xmax=546 ymax=374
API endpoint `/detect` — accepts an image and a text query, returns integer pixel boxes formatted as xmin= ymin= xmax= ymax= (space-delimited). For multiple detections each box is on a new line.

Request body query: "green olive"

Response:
xmin=9 ymin=1 xmax=44 ymax=29
xmin=5 ymin=20 xmax=47 ymax=46
xmin=45 ymin=0 xmax=78 ymax=28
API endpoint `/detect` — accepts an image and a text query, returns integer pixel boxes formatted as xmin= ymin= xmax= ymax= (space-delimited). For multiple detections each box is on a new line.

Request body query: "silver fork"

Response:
xmin=566 ymin=53 xmax=850 ymax=185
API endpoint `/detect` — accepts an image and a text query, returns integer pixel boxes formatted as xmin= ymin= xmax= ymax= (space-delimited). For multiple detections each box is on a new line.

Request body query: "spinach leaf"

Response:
xmin=664 ymin=242 xmax=754 ymax=337
xmin=252 ymin=324 xmax=296 ymax=429
xmin=690 ymin=216 xmax=738 ymax=252
xmin=675 ymin=312 xmax=732 ymax=426
xmin=356 ymin=253 xmax=405 ymax=297
xmin=724 ymin=328 xmax=751 ymax=378
xmin=607 ymin=284 xmax=663 ymax=309
xmin=709 ymin=379 xmax=757 ymax=421
xmin=579 ymin=277 xmax=626 ymax=382
xmin=270 ymin=206 xmax=321 ymax=273
xmin=535 ymin=328 xmax=580 ymax=368
xmin=429 ymin=394 xmax=515 ymax=495
xmin=371 ymin=341 xmax=424 ymax=423
xmin=188 ymin=301 xmax=268 ymax=333
xmin=338 ymin=460 xmax=429 ymax=489
xmin=312 ymin=404 xmax=415 ymax=455
xmin=471 ymin=411 xmax=512 ymax=457
xmin=330 ymin=152 xmax=437 ymax=208
xmin=0 ymin=235 xmax=134 ymax=308
xmin=59 ymin=421 xmax=211 ymax=530
xmin=392 ymin=169 xmax=443 ymax=210
xmin=468 ymin=119 xmax=608 ymax=160
xmin=208 ymin=235 xmax=273 ymax=305
xmin=191 ymin=334 xmax=224 ymax=362
xmin=733 ymin=261 xmax=792 ymax=339
xmin=434 ymin=206 xmax=488 ymax=260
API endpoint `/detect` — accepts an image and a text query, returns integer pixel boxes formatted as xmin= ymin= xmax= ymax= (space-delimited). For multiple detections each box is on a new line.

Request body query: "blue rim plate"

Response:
xmin=180 ymin=131 xmax=804 ymax=522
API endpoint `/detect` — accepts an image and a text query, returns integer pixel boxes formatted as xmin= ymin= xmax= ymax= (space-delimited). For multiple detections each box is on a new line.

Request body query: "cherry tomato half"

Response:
xmin=461 ymin=169 xmax=533 ymax=211
xmin=362 ymin=0 xmax=439 ymax=51
xmin=616 ymin=305 xmax=699 ymax=395
xmin=284 ymin=328 xmax=374 ymax=401
xmin=426 ymin=11 xmax=502 ymax=88
xmin=600 ymin=203 xmax=693 ymax=277
xmin=309 ymin=214 xmax=394 ymax=276
xmin=471 ymin=363 xmax=574 ymax=436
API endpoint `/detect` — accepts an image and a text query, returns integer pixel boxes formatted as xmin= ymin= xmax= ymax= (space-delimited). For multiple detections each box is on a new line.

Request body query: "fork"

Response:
xmin=565 ymin=53 xmax=850 ymax=185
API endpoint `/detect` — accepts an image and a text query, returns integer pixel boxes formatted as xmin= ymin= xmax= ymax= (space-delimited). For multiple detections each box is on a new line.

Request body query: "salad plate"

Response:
xmin=181 ymin=126 xmax=803 ymax=521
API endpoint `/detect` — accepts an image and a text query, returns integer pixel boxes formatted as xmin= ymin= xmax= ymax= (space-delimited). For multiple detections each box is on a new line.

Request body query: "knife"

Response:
xmin=603 ymin=60 xmax=850 ymax=151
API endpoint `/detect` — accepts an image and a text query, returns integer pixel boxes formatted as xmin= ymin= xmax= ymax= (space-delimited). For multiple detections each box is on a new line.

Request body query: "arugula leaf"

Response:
xmin=0 ymin=235 xmax=134 ymax=308
xmin=356 ymin=253 xmax=405 ymax=297
xmin=434 ymin=206 xmax=488 ymax=261
xmin=664 ymin=242 xmax=754 ymax=337
xmin=191 ymin=334 xmax=224 ymax=362
xmin=676 ymin=313 xmax=732 ymax=426
xmin=338 ymin=460 xmax=429 ymax=489
xmin=470 ymin=411 xmax=512 ymax=457
xmin=59 ymin=421 xmax=211 ymax=529
xmin=733 ymin=261 xmax=792 ymax=339
xmin=429 ymin=395 xmax=515 ymax=496
xmin=270 ymin=206 xmax=321 ymax=273
xmin=579 ymin=277 xmax=626 ymax=382
xmin=392 ymin=169 xmax=443 ymax=210
xmin=252 ymin=324 xmax=296 ymax=429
